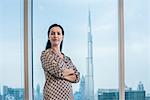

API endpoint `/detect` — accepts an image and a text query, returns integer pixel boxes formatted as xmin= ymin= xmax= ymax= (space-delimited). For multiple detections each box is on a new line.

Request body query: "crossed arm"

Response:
xmin=63 ymin=58 xmax=80 ymax=83
xmin=63 ymin=68 xmax=77 ymax=82
xmin=41 ymin=51 xmax=80 ymax=83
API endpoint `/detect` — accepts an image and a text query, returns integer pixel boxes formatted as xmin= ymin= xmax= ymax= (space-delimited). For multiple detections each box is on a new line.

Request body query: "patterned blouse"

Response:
xmin=40 ymin=49 xmax=80 ymax=100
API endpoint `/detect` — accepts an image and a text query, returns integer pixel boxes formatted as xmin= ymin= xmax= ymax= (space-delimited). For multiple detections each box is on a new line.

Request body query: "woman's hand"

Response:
xmin=64 ymin=74 xmax=76 ymax=82
xmin=63 ymin=68 xmax=75 ymax=76
xmin=63 ymin=68 xmax=77 ymax=82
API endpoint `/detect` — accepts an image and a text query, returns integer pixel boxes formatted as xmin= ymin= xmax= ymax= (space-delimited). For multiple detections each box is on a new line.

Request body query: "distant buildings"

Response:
xmin=97 ymin=88 xmax=145 ymax=100
xmin=0 ymin=84 xmax=43 ymax=100
xmin=2 ymin=85 xmax=24 ymax=100
xmin=145 ymin=93 xmax=150 ymax=100
xmin=75 ymin=81 xmax=149 ymax=100
xmin=97 ymin=89 xmax=119 ymax=100
xmin=74 ymin=91 xmax=81 ymax=100
xmin=137 ymin=81 xmax=144 ymax=91
xmin=34 ymin=84 xmax=42 ymax=100
xmin=74 ymin=76 xmax=86 ymax=100
xmin=97 ymin=82 xmax=146 ymax=100
xmin=0 ymin=94 xmax=2 ymax=100
xmin=0 ymin=82 xmax=149 ymax=100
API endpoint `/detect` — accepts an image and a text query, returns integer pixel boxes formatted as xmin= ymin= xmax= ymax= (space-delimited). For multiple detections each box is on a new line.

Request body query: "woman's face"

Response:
xmin=49 ymin=26 xmax=64 ymax=47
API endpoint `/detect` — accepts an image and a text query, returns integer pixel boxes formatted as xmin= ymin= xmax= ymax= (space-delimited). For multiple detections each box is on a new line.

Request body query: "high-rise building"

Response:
xmin=3 ymin=85 xmax=8 ymax=100
xmin=3 ymin=86 xmax=8 ymax=96
xmin=34 ymin=84 xmax=42 ymax=100
xmin=79 ymin=76 xmax=86 ymax=100
xmin=85 ymin=9 xmax=94 ymax=100
xmin=98 ymin=89 xmax=119 ymax=100
xmin=74 ymin=91 xmax=81 ymax=100
xmin=2 ymin=85 xmax=24 ymax=100
xmin=74 ymin=75 xmax=86 ymax=100
xmin=125 ymin=90 xmax=145 ymax=100
xmin=137 ymin=81 xmax=144 ymax=91
xmin=97 ymin=88 xmax=145 ymax=100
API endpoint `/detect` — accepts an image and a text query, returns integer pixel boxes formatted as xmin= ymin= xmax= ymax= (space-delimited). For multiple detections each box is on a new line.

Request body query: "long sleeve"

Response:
xmin=40 ymin=50 xmax=64 ymax=79
xmin=67 ymin=57 xmax=80 ymax=83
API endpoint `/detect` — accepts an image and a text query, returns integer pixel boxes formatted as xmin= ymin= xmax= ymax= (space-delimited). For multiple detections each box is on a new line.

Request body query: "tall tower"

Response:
xmin=85 ymin=9 xmax=94 ymax=100
xmin=137 ymin=81 xmax=144 ymax=91
xmin=79 ymin=76 xmax=85 ymax=100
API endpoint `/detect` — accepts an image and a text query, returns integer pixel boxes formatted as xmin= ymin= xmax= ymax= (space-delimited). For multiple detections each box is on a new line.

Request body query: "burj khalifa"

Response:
xmin=85 ymin=10 xmax=94 ymax=100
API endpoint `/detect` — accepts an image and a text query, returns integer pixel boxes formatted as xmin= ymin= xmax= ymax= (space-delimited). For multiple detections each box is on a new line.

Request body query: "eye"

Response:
xmin=51 ymin=32 xmax=55 ymax=35
xmin=57 ymin=32 xmax=61 ymax=35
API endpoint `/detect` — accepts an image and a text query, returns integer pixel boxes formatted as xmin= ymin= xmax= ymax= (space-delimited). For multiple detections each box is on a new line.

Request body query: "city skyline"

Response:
xmin=75 ymin=78 xmax=150 ymax=100
xmin=1 ymin=81 xmax=150 ymax=100
xmin=0 ymin=0 xmax=149 ymax=99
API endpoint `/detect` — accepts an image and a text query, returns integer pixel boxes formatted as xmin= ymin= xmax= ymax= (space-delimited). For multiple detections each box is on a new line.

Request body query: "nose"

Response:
xmin=54 ymin=32 xmax=58 ymax=37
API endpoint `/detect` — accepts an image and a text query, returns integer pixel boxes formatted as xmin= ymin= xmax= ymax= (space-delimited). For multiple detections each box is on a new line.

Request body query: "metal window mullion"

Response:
xmin=24 ymin=0 xmax=29 ymax=99
xmin=24 ymin=0 xmax=33 ymax=100
xmin=28 ymin=0 xmax=34 ymax=99
xmin=118 ymin=0 xmax=125 ymax=100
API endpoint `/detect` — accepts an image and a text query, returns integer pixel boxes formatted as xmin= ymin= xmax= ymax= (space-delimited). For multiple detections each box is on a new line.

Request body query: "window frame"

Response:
xmin=24 ymin=0 xmax=126 ymax=100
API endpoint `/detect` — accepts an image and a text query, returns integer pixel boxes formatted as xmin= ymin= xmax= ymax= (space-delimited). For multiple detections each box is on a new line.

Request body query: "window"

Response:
xmin=1 ymin=0 xmax=149 ymax=100
xmin=0 ymin=0 xmax=24 ymax=100
xmin=124 ymin=0 xmax=150 ymax=99
xmin=32 ymin=0 xmax=118 ymax=100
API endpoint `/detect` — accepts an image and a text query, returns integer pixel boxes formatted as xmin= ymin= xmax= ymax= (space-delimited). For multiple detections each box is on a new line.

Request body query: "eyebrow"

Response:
xmin=51 ymin=31 xmax=60 ymax=33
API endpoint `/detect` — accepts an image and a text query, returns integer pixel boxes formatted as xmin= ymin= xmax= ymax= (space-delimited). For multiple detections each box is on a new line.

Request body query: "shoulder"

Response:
xmin=64 ymin=55 xmax=72 ymax=61
xmin=41 ymin=49 xmax=53 ymax=59
xmin=65 ymin=56 xmax=71 ymax=60
xmin=41 ymin=49 xmax=49 ymax=55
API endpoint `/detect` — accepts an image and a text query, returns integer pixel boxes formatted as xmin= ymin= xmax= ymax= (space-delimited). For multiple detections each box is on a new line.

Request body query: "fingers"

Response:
xmin=64 ymin=74 xmax=76 ymax=82
xmin=63 ymin=68 xmax=75 ymax=76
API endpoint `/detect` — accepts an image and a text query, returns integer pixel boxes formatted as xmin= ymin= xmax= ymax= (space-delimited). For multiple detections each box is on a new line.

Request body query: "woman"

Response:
xmin=40 ymin=24 xmax=80 ymax=100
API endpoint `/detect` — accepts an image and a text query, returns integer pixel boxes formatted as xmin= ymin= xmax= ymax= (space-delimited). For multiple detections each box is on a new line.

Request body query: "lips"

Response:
xmin=53 ymin=38 xmax=58 ymax=41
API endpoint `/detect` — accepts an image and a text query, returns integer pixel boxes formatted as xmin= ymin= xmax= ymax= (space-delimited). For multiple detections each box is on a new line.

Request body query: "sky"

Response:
xmin=0 ymin=0 xmax=150 ymax=96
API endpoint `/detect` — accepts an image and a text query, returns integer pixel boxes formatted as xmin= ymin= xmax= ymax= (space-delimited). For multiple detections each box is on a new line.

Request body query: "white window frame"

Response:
xmin=24 ymin=0 xmax=125 ymax=100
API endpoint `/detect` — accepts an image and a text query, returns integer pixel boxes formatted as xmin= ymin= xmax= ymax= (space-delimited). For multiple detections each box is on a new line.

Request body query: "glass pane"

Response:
xmin=0 ymin=0 xmax=24 ymax=100
xmin=124 ymin=0 xmax=150 ymax=100
xmin=33 ymin=0 xmax=118 ymax=100
xmin=96 ymin=1 xmax=119 ymax=100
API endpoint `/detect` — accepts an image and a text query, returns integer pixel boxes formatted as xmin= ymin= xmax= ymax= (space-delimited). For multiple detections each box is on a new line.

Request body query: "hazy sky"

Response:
xmin=0 ymin=0 xmax=149 ymax=95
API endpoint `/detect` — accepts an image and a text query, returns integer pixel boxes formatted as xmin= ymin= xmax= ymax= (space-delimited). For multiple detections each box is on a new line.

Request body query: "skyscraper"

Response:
xmin=74 ymin=75 xmax=86 ymax=100
xmin=137 ymin=81 xmax=144 ymax=91
xmin=79 ymin=76 xmax=86 ymax=100
xmin=85 ymin=9 xmax=94 ymax=100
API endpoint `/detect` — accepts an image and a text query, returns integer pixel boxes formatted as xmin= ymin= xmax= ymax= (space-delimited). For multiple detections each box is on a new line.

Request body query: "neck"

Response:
xmin=51 ymin=46 xmax=61 ymax=53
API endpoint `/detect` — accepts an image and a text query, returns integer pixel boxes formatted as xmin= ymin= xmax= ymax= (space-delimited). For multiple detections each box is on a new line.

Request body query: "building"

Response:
xmin=85 ymin=9 xmax=94 ymax=100
xmin=98 ymin=89 xmax=119 ymax=100
xmin=79 ymin=76 xmax=86 ymax=100
xmin=137 ymin=81 xmax=144 ymax=91
xmin=0 ymin=94 xmax=2 ymax=100
xmin=145 ymin=93 xmax=150 ymax=100
xmin=2 ymin=85 xmax=24 ymax=100
xmin=97 ymin=88 xmax=145 ymax=100
xmin=34 ymin=84 xmax=42 ymax=100
xmin=74 ymin=75 xmax=86 ymax=100
xmin=74 ymin=91 xmax=81 ymax=100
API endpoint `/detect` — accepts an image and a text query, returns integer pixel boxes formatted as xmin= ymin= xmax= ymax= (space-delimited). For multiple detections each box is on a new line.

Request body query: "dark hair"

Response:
xmin=45 ymin=24 xmax=64 ymax=51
